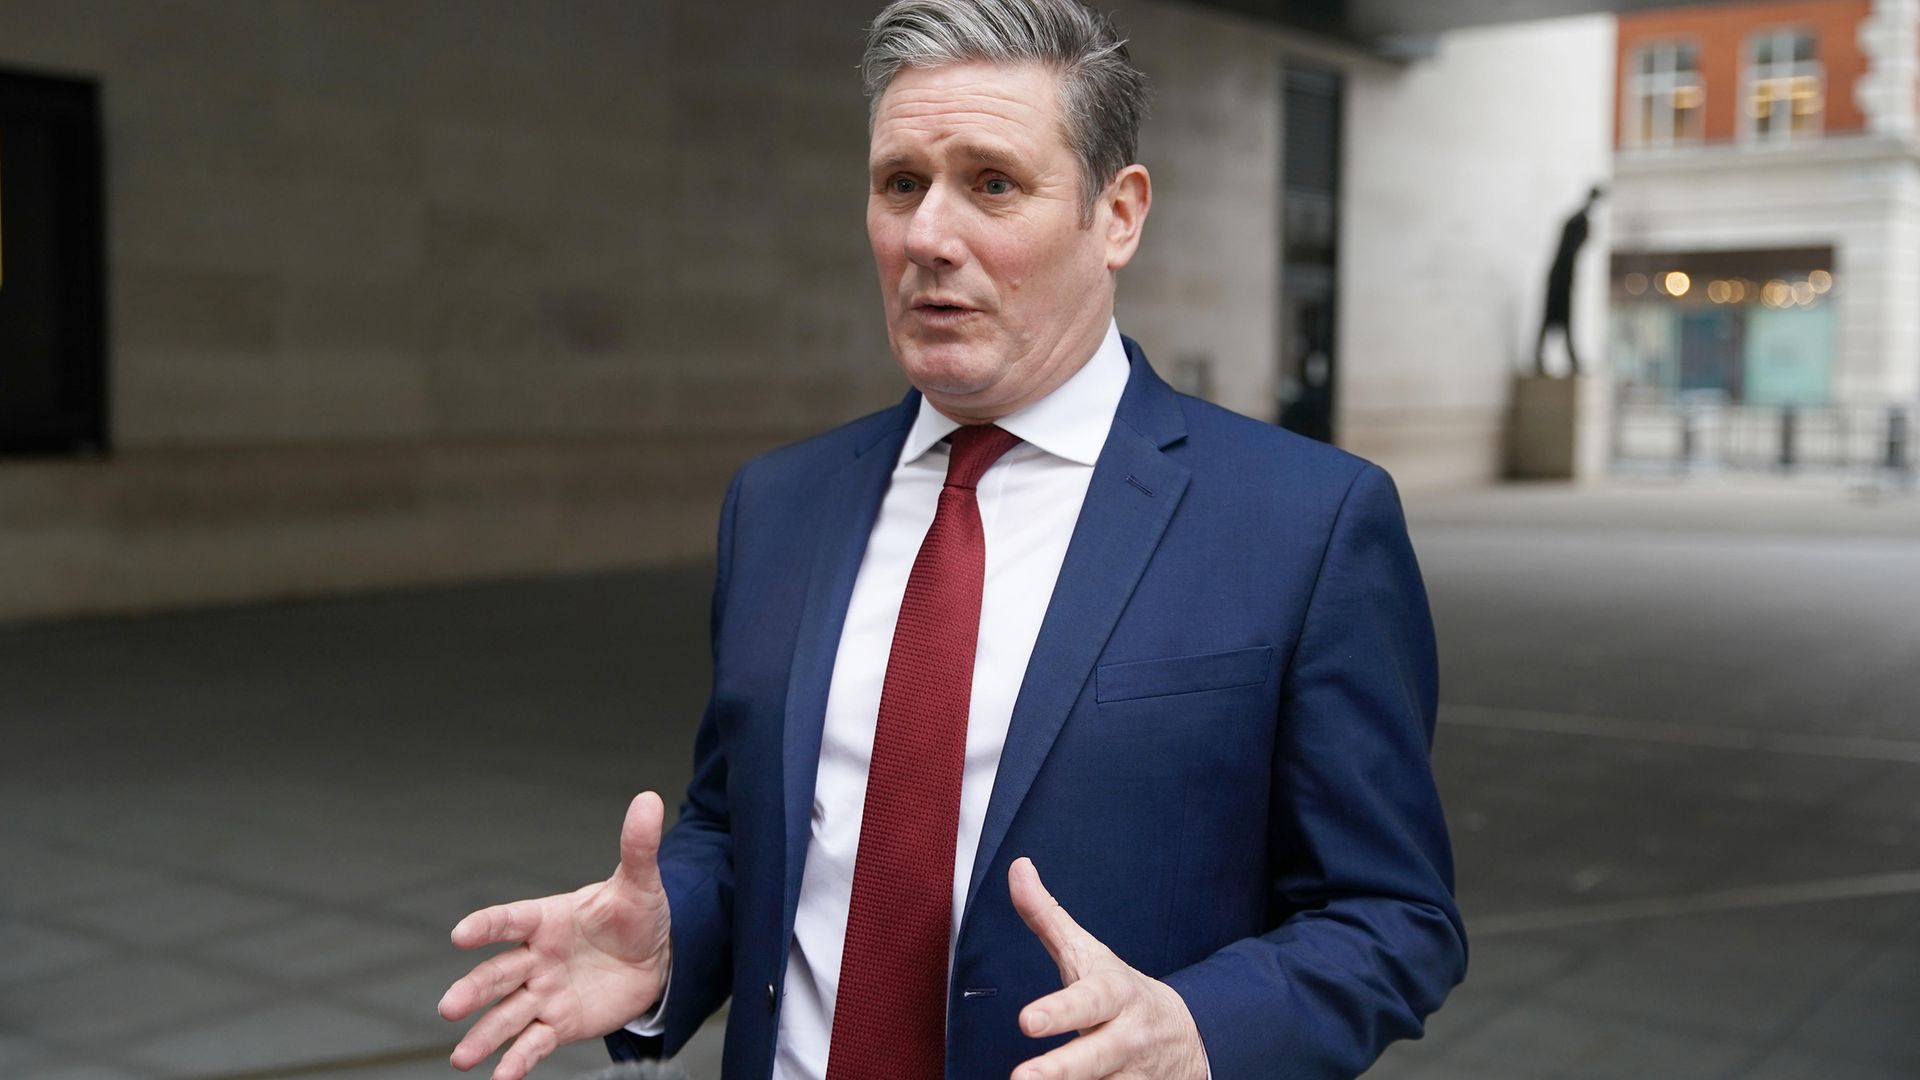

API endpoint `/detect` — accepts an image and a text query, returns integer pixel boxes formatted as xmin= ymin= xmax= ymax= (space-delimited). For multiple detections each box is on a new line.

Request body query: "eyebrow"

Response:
xmin=870 ymin=143 xmax=1024 ymax=175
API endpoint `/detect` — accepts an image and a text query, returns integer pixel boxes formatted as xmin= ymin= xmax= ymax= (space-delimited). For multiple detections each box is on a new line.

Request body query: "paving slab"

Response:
xmin=122 ymin=1001 xmax=424 ymax=1077
xmin=1427 ymin=1000 xmax=1755 ymax=1078
xmin=0 ymin=917 xmax=120 ymax=985
xmin=54 ymin=878 xmax=300 ymax=947
xmin=2 ymin=956 xmax=269 ymax=1043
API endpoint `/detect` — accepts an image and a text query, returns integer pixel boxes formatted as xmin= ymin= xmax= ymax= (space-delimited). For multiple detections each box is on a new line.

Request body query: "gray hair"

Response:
xmin=861 ymin=0 xmax=1150 ymax=225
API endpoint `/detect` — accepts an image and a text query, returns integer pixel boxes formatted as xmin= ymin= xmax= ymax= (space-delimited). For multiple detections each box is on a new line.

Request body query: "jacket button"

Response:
xmin=767 ymin=982 xmax=777 ymax=1013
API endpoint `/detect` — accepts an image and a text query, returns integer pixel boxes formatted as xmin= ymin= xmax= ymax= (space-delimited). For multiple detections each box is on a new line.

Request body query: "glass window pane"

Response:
xmin=1792 ymin=76 xmax=1822 ymax=116
xmin=1754 ymin=35 xmax=1774 ymax=66
xmin=1639 ymin=47 xmax=1658 ymax=76
xmin=1674 ymin=82 xmax=1703 ymax=111
xmin=1675 ymin=43 xmax=1697 ymax=72
xmin=1793 ymin=31 xmax=1815 ymax=63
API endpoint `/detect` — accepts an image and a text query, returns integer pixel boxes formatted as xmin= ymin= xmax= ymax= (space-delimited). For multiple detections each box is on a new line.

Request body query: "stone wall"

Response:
xmin=0 ymin=2 xmax=870 ymax=620
xmin=1339 ymin=16 xmax=1619 ymax=490
xmin=1111 ymin=0 xmax=1286 ymax=422
xmin=0 ymin=0 xmax=1300 ymax=620
xmin=0 ymin=1 xmax=1615 ymax=620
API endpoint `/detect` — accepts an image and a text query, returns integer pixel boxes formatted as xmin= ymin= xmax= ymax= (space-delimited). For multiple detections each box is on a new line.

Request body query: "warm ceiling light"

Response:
xmin=1664 ymin=271 xmax=1692 ymax=297
xmin=1792 ymin=280 xmax=1816 ymax=305
xmin=1809 ymin=269 xmax=1833 ymax=293
xmin=1763 ymin=279 xmax=1791 ymax=307
xmin=1625 ymin=271 xmax=1649 ymax=295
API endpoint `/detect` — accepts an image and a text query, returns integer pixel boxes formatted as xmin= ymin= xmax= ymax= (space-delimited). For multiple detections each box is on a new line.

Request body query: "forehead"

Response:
xmin=869 ymin=60 xmax=1068 ymax=164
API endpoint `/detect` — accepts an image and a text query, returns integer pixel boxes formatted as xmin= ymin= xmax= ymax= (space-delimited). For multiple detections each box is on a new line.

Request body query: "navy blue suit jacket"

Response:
xmin=610 ymin=339 xmax=1465 ymax=1079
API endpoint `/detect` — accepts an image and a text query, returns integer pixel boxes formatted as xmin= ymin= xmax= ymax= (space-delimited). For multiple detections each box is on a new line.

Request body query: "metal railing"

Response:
xmin=1612 ymin=391 xmax=1915 ymax=484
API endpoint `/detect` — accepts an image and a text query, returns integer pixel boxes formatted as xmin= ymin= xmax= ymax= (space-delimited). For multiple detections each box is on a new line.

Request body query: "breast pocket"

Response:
xmin=1094 ymin=646 xmax=1273 ymax=703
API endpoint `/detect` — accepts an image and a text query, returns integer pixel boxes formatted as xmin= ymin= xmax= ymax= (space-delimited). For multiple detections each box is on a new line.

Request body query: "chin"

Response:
xmin=894 ymin=339 xmax=1000 ymax=398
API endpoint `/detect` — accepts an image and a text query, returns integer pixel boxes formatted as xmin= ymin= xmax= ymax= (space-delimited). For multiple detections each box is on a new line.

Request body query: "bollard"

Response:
xmin=1778 ymin=406 xmax=1798 ymax=471
xmin=1889 ymin=406 xmax=1912 ymax=485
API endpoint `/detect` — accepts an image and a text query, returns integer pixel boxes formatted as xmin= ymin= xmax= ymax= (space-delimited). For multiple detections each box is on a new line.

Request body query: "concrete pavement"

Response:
xmin=2 ymin=478 xmax=1916 ymax=1079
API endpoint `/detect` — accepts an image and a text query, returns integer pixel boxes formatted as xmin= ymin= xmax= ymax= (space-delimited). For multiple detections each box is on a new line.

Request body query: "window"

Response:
xmin=1746 ymin=28 xmax=1822 ymax=142
xmin=1625 ymin=41 xmax=1705 ymax=149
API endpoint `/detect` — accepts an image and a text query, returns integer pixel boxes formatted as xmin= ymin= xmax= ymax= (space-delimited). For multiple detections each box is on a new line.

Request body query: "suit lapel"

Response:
xmin=963 ymin=340 xmax=1191 ymax=917
xmin=780 ymin=395 xmax=916 ymax=947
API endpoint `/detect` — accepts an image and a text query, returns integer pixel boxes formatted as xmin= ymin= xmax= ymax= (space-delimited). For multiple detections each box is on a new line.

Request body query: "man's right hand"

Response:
xmin=439 ymin=791 xmax=674 ymax=1080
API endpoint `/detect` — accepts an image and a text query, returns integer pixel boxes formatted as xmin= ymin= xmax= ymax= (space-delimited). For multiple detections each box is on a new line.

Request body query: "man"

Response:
xmin=439 ymin=2 xmax=1465 ymax=1078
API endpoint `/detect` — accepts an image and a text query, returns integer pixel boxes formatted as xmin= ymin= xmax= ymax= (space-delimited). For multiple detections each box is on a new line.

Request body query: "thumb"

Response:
xmin=612 ymin=791 xmax=667 ymax=895
xmin=1009 ymin=857 xmax=1097 ymax=982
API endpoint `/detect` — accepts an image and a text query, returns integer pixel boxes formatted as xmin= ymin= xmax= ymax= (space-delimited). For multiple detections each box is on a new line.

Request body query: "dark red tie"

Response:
xmin=827 ymin=423 xmax=1022 ymax=1080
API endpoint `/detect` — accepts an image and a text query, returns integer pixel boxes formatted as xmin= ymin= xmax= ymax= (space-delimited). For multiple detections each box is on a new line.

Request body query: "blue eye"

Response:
xmin=983 ymin=178 xmax=1013 ymax=195
xmin=889 ymin=177 xmax=918 ymax=195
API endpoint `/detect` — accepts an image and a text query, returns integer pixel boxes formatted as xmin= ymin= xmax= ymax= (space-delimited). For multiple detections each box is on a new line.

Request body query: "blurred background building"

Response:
xmin=0 ymin=0 xmax=1621 ymax=624
xmin=1610 ymin=0 xmax=1920 ymax=472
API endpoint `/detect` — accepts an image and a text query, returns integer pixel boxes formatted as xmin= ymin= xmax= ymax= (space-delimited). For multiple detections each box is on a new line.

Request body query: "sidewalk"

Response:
xmin=1380 ymin=477 xmax=1920 ymax=1078
xmin=2 ymin=479 xmax=1915 ymax=1079
xmin=1408 ymin=474 xmax=1920 ymax=537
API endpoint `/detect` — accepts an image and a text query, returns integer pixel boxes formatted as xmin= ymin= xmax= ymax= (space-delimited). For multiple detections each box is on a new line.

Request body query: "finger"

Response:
xmin=1008 ymin=857 xmax=1099 ymax=979
xmin=452 ymin=898 xmax=549 ymax=950
xmin=450 ymin=987 xmax=541 ymax=1071
xmin=492 ymin=1018 xmax=560 ymax=1080
xmin=613 ymin=791 xmax=667 ymax=893
xmin=1012 ymin=1028 xmax=1129 ymax=1080
xmin=439 ymin=946 xmax=536 ymax=1021
xmin=1020 ymin=968 xmax=1128 ymax=1038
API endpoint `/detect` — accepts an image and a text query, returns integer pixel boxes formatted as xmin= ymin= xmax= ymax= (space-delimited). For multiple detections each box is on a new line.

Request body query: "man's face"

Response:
xmin=867 ymin=61 xmax=1119 ymax=422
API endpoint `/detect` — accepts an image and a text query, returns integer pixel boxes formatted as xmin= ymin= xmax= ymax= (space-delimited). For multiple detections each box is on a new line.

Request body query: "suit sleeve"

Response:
xmin=605 ymin=468 xmax=747 ymax=1062
xmin=1161 ymin=463 xmax=1467 ymax=1079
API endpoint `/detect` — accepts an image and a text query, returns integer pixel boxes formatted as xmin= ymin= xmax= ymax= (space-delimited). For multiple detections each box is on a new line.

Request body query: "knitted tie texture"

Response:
xmin=826 ymin=423 xmax=1022 ymax=1080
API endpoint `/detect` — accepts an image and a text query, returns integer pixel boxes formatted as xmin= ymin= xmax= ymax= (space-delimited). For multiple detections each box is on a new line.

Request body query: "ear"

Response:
xmin=1101 ymin=163 xmax=1152 ymax=271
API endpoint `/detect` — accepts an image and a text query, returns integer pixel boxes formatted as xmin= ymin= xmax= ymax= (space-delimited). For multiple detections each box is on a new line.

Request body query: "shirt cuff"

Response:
xmin=622 ymin=960 xmax=672 ymax=1037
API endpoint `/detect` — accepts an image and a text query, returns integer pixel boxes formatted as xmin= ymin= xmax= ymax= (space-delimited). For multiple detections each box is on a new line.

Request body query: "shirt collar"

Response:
xmin=899 ymin=319 xmax=1129 ymax=468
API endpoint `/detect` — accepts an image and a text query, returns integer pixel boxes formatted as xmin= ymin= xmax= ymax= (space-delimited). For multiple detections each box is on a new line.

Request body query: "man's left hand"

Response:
xmin=1009 ymin=857 xmax=1210 ymax=1080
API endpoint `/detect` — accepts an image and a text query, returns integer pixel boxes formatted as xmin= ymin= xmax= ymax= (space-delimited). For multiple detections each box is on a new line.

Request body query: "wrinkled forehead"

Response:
xmin=867 ymin=59 xmax=1070 ymax=157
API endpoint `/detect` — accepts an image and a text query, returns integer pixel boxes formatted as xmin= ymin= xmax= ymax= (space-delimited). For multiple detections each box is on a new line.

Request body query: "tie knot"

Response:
xmin=943 ymin=425 xmax=1021 ymax=490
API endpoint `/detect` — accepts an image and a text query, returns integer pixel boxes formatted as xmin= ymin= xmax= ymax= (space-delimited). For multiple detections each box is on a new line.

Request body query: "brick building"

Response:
xmin=1609 ymin=0 xmax=1920 ymax=456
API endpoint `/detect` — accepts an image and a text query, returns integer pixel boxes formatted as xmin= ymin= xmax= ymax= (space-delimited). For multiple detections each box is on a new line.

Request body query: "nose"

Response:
xmin=904 ymin=183 xmax=968 ymax=271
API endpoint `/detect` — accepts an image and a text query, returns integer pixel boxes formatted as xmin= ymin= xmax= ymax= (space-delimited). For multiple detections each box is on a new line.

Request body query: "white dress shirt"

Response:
xmin=634 ymin=322 xmax=1130 ymax=1080
xmin=774 ymin=321 xmax=1127 ymax=1080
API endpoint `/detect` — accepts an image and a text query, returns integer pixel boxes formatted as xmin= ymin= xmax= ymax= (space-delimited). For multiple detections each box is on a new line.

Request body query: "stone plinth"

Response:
xmin=1506 ymin=374 xmax=1611 ymax=481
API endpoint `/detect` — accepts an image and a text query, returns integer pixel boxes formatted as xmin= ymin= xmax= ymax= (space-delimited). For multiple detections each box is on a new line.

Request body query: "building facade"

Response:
xmin=1611 ymin=0 xmax=1920 ymax=465
xmin=0 ymin=1 xmax=1622 ymax=621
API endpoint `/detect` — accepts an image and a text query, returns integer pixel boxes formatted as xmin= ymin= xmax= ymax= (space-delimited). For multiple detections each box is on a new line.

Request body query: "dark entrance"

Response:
xmin=1277 ymin=63 xmax=1341 ymax=444
xmin=0 ymin=67 xmax=107 ymax=456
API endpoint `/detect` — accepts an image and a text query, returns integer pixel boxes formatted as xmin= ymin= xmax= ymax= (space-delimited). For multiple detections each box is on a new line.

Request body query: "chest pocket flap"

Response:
xmin=1095 ymin=645 xmax=1272 ymax=703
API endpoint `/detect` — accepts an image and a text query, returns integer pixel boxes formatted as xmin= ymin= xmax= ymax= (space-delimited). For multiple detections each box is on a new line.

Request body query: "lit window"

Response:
xmin=1626 ymin=41 xmax=1705 ymax=149
xmin=1746 ymin=29 xmax=1821 ymax=142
